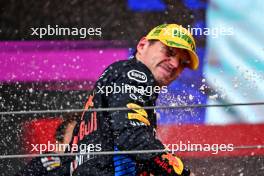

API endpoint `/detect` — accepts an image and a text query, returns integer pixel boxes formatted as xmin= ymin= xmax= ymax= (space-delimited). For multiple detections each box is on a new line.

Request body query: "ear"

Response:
xmin=136 ymin=37 xmax=148 ymax=56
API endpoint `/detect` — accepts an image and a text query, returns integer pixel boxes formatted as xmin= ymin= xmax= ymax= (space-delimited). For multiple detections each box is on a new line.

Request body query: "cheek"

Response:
xmin=148 ymin=56 xmax=161 ymax=70
xmin=151 ymin=55 xmax=166 ymax=68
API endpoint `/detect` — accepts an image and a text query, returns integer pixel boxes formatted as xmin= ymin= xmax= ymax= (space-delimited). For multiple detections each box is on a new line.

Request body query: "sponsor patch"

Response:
xmin=127 ymin=70 xmax=147 ymax=83
xmin=128 ymin=113 xmax=150 ymax=126
xmin=129 ymin=93 xmax=145 ymax=103
xmin=126 ymin=103 xmax=148 ymax=117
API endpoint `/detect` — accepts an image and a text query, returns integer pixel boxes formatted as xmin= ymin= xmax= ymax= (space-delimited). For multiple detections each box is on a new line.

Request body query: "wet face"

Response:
xmin=136 ymin=38 xmax=191 ymax=86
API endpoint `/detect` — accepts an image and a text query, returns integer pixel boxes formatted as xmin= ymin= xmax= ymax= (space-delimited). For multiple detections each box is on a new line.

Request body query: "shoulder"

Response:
xmin=97 ymin=60 xmax=128 ymax=81
xmin=97 ymin=59 xmax=156 ymax=86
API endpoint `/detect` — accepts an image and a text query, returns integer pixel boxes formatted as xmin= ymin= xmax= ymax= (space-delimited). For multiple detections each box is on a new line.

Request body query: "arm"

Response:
xmin=105 ymin=68 xmax=190 ymax=176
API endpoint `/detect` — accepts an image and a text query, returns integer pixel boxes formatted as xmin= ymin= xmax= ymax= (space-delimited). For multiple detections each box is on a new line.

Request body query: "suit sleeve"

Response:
xmin=105 ymin=68 xmax=164 ymax=160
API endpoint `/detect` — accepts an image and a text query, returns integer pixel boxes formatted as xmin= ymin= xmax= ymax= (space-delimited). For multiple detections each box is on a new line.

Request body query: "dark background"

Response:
xmin=1 ymin=0 xmax=263 ymax=175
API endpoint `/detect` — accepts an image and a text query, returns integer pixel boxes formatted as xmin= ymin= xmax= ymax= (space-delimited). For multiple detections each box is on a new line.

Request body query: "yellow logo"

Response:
xmin=126 ymin=103 xmax=148 ymax=118
xmin=162 ymin=154 xmax=184 ymax=175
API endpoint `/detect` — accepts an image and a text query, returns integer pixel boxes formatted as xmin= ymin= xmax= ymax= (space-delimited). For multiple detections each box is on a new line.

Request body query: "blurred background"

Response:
xmin=0 ymin=0 xmax=264 ymax=175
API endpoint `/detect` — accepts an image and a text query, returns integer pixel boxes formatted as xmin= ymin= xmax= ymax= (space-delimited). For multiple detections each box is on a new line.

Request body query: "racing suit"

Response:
xmin=15 ymin=152 xmax=70 ymax=176
xmin=69 ymin=57 xmax=190 ymax=176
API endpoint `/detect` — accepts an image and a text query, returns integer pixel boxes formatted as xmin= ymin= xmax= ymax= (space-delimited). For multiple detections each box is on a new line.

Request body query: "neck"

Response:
xmin=135 ymin=53 xmax=144 ymax=63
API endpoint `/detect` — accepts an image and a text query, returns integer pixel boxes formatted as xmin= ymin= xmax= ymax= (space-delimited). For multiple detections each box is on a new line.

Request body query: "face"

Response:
xmin=136 ymin=38 xmax=191 ymax=86
xmin=63 ymin=121 xmax=76 ymax=145
xmin=57 ymin=121 xmax=76 ymax=153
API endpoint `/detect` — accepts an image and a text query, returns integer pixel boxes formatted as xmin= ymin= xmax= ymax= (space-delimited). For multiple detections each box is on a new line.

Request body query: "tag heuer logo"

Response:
xmin=127 ymin=70 xmax=147 ymax=83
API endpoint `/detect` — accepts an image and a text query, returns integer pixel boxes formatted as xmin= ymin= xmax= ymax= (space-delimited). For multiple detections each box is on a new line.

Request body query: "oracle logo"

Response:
xmin=127 ymin=70 xmax=147 ymax=83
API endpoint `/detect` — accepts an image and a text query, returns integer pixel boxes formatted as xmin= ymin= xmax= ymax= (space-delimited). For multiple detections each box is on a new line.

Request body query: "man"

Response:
xmin=16 ymin=116 xmax=77 ymax=176
xmin=69 ymin=24 xmax=199 ymax=176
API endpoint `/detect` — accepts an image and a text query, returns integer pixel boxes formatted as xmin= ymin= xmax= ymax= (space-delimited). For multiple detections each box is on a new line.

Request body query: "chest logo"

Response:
xmin=127 ymin=70 xmax=147 ymax=83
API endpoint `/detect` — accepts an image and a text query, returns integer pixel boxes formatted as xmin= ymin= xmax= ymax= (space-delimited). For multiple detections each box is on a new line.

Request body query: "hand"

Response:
xmin=153 ymin=153 xmax=191 ymax=176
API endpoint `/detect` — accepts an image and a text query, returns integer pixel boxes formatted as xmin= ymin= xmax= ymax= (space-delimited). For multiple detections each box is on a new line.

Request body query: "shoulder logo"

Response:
xmin=127 ymin=70 xmax=147 ymax=83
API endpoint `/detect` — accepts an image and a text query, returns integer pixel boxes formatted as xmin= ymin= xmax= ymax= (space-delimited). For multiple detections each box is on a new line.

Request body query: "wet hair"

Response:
xmin=55 ymin=113 xmax=79 ymax=142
